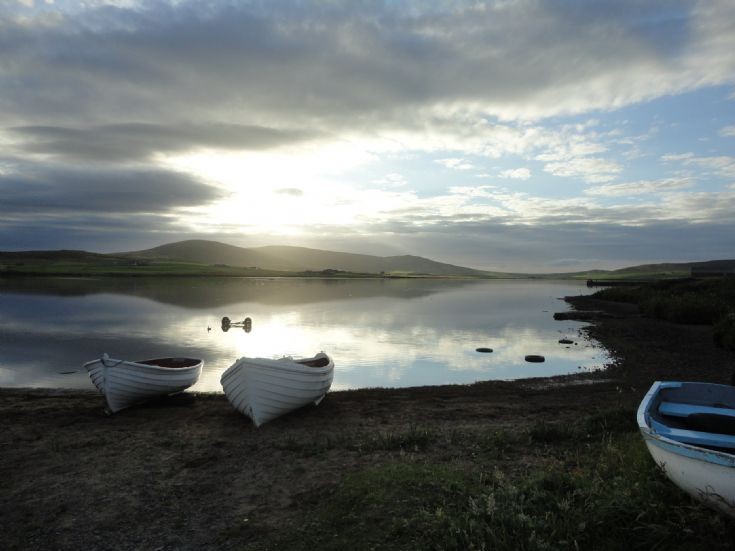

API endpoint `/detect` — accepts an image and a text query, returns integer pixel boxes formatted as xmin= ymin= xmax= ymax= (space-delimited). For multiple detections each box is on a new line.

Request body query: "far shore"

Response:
xmin=2 ymin=294 xmax=734 ymax=550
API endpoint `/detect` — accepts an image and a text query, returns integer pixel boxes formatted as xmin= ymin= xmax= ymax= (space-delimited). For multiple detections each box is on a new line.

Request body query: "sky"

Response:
xmin=1 ymin=0 xmax=734 ymax=272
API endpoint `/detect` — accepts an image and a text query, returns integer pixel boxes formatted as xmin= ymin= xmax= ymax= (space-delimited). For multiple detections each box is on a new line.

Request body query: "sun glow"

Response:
xmin=159 ymin=141 xmax=418 ymax=236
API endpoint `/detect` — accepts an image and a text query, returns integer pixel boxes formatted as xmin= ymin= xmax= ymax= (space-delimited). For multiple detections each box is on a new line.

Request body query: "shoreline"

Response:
xmin=3 ymin=294 xmax=734 ymax=549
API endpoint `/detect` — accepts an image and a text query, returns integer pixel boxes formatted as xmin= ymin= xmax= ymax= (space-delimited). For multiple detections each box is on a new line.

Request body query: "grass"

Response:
xmin=260 ymin=409 xmax=734 ymax=551
xmin=443 ymin=435 xmax=733 ymax=551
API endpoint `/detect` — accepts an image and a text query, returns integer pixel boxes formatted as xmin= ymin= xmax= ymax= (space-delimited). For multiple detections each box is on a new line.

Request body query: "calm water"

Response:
xmin=0 ymin=277 xmax=609 ymax=391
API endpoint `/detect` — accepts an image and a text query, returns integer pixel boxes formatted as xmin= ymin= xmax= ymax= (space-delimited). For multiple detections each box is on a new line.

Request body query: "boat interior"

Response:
xmin=136 ymin=358 xmax=201 ymax=369
xmin=652 ymin=395 xmax=735 ymax=450
xmin=296 ymin=356 xmax=331 ymax=368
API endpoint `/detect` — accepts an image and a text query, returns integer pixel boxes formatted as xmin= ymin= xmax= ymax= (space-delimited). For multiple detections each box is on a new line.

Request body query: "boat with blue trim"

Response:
xmin=637 ymin=381 xmax=735 ymax=517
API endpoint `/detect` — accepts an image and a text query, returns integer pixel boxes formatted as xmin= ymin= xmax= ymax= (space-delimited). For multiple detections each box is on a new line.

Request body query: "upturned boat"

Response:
xmin=84 ymin=354 xmax=203 ymax=413
xmin=637 ymin=381 xmax=735 ymax=517
xmin=220 ymin=352 xmax=334 ymax=427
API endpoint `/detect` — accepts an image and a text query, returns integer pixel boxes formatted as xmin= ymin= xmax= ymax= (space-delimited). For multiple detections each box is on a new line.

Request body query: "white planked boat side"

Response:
xmin=84 ymin=356 xmax=202 ymax=413
xmin=221 ymin=353 xmax=334 ymax=427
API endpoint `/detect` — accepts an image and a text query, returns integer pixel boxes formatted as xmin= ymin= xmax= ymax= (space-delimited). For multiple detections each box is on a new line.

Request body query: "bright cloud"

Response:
xmin=499 ymin=168 xmax=531 ymax=180
xmin=543 ymin=157 xmax=622 ymax=184
xmin=586 ymin=178 xmax=695 ymax=197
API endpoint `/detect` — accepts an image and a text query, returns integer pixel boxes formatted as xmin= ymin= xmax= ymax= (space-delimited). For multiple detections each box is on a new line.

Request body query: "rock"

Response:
xmin=553 ymin=310 xmax=615 ymax=321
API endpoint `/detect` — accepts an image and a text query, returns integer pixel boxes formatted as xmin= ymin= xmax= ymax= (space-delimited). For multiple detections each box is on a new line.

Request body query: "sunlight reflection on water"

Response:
xmin=0 ymin=277 xmax=609 ymax=391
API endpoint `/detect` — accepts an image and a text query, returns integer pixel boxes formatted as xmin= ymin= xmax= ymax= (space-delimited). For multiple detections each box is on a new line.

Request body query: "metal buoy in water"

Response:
xmin=476 ymin=347 xmax=493 ymax=353
xmin=525 ymin=355 xmax=545 ymax=363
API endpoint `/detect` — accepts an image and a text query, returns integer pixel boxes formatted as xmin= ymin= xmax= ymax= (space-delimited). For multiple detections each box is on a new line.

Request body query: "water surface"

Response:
xmin=0 ymin=277 xmax=609 ymax=391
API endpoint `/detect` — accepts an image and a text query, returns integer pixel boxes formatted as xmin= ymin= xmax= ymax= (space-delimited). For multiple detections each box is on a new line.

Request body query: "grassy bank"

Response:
xmin=593 ymin=278 xmax=735 ymax=350
xmin=268 ymin=409 xmax=732 ymax=551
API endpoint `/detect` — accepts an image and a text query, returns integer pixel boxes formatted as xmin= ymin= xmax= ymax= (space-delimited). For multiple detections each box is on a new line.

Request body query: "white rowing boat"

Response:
xmin=84 ymin=353 xmax=203 ymax=413
xmin=220 ymin=352 xmax=334 ymax=427
xmin=637 ymin=381 xmax=735 ymax=517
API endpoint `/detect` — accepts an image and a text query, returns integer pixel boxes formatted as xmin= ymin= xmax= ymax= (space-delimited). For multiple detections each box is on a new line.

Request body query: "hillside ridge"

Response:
xmin=119 ymin=239 xmax=487 ymax=276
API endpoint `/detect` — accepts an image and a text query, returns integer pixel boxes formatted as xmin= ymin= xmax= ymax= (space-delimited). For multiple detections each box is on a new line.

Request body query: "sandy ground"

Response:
xmin=2 ymin=295 xmax=734 ymax=550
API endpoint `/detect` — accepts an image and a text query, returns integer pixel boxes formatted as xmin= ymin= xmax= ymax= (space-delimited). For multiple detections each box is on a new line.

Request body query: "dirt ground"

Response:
xmin=2 ymin=295 xmax=734 ymax=550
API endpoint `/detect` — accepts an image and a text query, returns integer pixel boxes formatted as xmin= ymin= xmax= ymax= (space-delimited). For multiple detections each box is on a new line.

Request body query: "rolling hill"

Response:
xmin=2 ymin=240 xmax=733 ymax=278
xmin=119 ymin=240 xmax=489 ymax=276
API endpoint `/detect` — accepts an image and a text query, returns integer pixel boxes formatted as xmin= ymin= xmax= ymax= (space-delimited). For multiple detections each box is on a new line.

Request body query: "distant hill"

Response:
xmin=119 ymin=240 xmax=489 ymax=276
xmin=0 ymin=250 xmax=116 ymax=261
xmin=3 ymin=241 xmax=733 ymax=279
xmin=610 ymin=259 xmax=735 ymax=276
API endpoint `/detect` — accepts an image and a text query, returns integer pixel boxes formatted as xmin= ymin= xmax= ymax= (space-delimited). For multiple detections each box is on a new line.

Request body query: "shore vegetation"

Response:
xmin=593 ymin=277 xmax=735 ymax=350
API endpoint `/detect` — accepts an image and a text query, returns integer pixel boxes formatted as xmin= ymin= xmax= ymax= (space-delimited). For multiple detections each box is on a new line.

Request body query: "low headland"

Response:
xmin=3 ymin=279 xmax=735 ymax=550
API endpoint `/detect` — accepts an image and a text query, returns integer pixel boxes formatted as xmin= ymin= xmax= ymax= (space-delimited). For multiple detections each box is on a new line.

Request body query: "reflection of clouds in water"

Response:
xmin=0 ymin=279 xmax=608 ymax=391
xmin=183 ymin=311 xmax=607 ymax=391
xmin=325 ymin=324 xmax=608 ymax=390
xmin=0 ymin=360 xmax=93 ymax=390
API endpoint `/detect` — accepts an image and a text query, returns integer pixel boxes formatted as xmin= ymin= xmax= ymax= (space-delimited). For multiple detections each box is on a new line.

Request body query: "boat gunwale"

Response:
xmin=221 ymin=354 xmax=334 ymax=381
xmin=84 ymin=356 xmax=203 ymax=373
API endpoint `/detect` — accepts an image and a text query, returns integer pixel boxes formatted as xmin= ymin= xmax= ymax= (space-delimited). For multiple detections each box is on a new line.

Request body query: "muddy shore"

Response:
xmin=2 ymin=295 xmax=734 ymax=550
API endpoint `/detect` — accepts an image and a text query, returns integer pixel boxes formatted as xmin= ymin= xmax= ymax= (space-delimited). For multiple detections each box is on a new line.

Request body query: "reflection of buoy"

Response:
xmin=525 ymin=355 xmax=545 ymax=363
xmin=222 ymin=315 xmax=253 ymax=333
xmin=476 ymin=347 xmax=493 ymax=353
xmin=558 ymin=338 xmax=573 ymax=345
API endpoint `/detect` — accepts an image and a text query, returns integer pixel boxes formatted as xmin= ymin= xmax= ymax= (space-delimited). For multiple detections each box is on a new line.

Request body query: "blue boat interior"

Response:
xmin=653 ymin=392 xmax=735 ymax=450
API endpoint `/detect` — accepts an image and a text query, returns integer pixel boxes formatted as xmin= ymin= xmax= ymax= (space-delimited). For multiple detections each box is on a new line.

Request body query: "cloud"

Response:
xmin=720 ymin=125 xmax=735 ymax=137
xmin=350 ymin=218 xmax=735 ymax=272
xmin=586 ymin=177 xmax=694 ymax=196
xmin=1 ymin=0 xmax=733 ymax=130
xmin=543 ymin=157 xmax=622 ymax=183
xmin=663 ymin=153 xmax=735 ymax=179
xmin=1 ymin=0 xmax=734 ymax=272
xmin=499 ymin=168 xmax=531 ymax=180
xmin=372 ymin=173 xmax=408 ymax=187
xmin=8 ymin=123 xmax=318 ymax=162
xmin=274 ymin=188 xmax=303 ymax=196
xmin=435 ymin=158 xmax=475 ymax=171
xmin=0 ymin=163 xmax=225 ymax=215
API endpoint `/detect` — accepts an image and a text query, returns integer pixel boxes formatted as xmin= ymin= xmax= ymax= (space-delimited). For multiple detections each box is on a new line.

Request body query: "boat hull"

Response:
xmin=637 ymin=381 xmax=735 ymax=517
xmin=220 ymin=352 xmax=334 ymax=427
xmin=641 ymin=432 xmax=735 ymax=516
xmin=84 ymin=355 xmax=203 ymax=413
